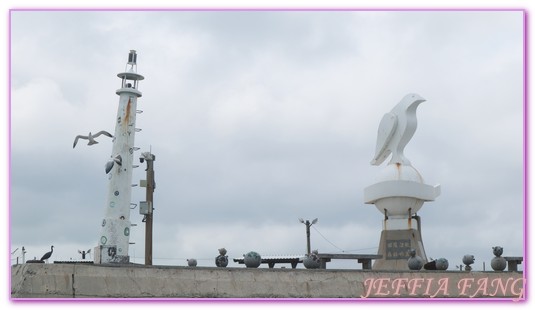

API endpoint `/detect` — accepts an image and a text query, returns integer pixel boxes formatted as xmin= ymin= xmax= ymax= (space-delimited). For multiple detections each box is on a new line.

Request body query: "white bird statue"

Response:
xmin=73 ymin=131 xmax=113 ymax=148
xmin=371 ymin=94 xmax=426 ymax=166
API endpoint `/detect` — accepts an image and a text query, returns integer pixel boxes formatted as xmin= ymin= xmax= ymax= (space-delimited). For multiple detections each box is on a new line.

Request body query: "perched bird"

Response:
xmin=371 ymin=94 xmax=426 ymax=166
xmin=105 ymin=155 xmax=123 ymax=174
xmin=407 ymin=249 xmax=424 ymax=271
xmin=462 ymin=254 xmax=475 ymax=271
xmin=73 ymin=131 xmax=113 ymax=148
xmin=78 ymin=249 xmax=91 ymax=260
xmin=187 ymin=259 xmax=197 ymax=267
xmin=40 ymin=245 xmax=54 ymax=263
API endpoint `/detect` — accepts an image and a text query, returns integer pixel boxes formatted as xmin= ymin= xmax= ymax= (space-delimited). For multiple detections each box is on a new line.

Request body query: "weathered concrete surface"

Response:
xmin=11 ymin=263 xmax=525 ymax=299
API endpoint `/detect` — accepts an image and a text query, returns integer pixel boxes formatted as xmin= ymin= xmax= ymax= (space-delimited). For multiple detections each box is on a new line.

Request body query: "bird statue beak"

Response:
xmin=114 ymin=155 xmax=123 ymax=166
xmin=413 ymin=94 xmax=426 ymax=104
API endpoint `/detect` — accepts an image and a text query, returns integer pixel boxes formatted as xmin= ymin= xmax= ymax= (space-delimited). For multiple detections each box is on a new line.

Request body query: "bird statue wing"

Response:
xmin=105 ymin=160 xmax=115 ymax=174
xmin=78 ymin=250 xmax=82 ymax=254
xmin=93 ymin=131 xmax=113 ymax=138
xmin=370 ymin=112 xmax=397 ymax=166
xmin=87 ymin=249 xmax=91 ymax=254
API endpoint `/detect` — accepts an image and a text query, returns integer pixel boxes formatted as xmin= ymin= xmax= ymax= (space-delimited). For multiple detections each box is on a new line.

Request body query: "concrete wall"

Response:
xmin=11 ymin=263 xmax=525 ymax=299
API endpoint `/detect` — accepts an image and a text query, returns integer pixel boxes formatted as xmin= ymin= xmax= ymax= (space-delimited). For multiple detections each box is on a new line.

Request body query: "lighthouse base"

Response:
xmin=94 ymin=245 xmax=130 ymax=264
xmin=373 ymin=227 xmax=427 ymax=270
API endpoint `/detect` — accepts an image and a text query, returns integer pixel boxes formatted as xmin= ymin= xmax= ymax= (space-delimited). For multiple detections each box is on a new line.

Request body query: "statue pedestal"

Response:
xmin=373 ymin=223 xmax=427 ymax=270
xmin=364 ymin=164 xmax=440 ymax=270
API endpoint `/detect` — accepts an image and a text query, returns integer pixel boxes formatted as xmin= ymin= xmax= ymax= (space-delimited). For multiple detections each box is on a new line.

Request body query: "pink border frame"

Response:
xmin=6 ymin=7 xmax=528 ymax=303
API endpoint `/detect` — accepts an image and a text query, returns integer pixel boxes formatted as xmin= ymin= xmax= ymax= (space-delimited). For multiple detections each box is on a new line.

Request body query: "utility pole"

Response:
xmin=140 ymin=151 xmax=155 ymax=265
xmin=299 ymin=218 xmax=318 ymax=255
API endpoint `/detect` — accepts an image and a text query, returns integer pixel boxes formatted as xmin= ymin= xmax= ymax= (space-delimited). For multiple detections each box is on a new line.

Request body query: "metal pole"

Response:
xmin=144 ymin=155 xmax=155 ymax=265
xmin=306 ymin=221 xmax=311 ymax=255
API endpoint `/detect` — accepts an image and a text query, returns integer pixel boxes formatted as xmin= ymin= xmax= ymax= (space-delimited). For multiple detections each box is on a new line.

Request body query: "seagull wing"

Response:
xmin=93 ymin=131 xmax=113 ymax=138
xmin=73 ymin=135 xmax=87 ymax=148
xmin=371 ymin=112 xmax=397 ymax=166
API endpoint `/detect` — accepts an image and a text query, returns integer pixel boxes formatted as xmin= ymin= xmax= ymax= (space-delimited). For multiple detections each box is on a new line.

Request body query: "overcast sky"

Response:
xmin=9 ymin=9 xmax=524 ymax=271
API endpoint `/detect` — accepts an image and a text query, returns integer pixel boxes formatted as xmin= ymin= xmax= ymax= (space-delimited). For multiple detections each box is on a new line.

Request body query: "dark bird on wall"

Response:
xmin=40 ymin=245 xmax=54 ymax=263
xmin=78 ymin=249 xmax=91 ymax=260
xmin=73 ymin=131 xmax=113 ymax=148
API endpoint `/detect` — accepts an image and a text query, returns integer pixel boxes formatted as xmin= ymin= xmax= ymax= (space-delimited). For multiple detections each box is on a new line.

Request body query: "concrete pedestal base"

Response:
xmin=373 ymin=228 xmax=427 ymax=270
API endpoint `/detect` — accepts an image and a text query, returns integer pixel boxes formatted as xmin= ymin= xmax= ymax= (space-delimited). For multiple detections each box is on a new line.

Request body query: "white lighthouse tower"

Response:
xmin=95 ymin=50 xmax=144 ymax=264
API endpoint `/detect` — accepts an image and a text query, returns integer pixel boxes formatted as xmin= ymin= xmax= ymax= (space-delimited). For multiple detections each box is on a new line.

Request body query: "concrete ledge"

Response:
xmin=11 ymin=263 xmax=525 ymax=299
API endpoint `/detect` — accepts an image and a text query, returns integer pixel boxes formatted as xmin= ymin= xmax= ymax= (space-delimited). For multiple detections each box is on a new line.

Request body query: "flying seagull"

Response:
xmin=73 ymin=131 xmax=113 ymax=148
xmin=371 ymin=93 xmax=426 ymax=166
xmin=40 ymin=245 xmax=54 ymax=263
